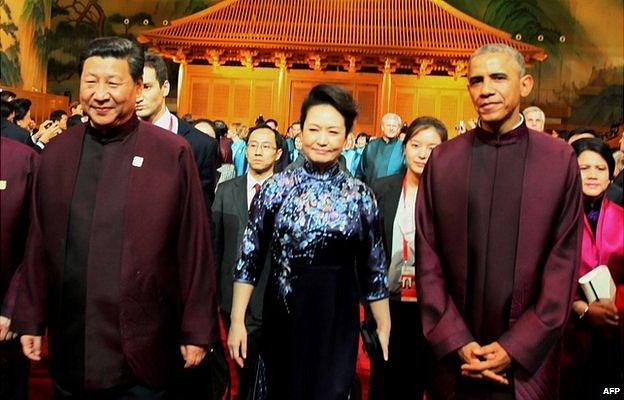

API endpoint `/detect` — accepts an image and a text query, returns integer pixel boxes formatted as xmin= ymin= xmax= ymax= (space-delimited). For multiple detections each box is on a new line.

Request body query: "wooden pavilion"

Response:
xmin=138 ymin=0 xmax=546 ymax=135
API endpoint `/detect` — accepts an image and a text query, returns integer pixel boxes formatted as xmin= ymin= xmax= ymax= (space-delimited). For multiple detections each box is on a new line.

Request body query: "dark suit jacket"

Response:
xmin=415 ymin=128 xmax=582 ymax=399
xmin=212 ymin=175 xmax=270 ymax=333
xmin=370 ymin=173 xmax=403 ymax=262
xmin=176 ymin=117 xmax=218 ymax=209
xmin=1 ymin=119 xmax=35 ymax=149
xmin=12 ymin=121 xmax=217 ymax=389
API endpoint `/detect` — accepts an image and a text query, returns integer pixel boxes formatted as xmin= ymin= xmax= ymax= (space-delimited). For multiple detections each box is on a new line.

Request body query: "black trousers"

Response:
xmin=368 ymin=300 xmax=433 ymax=400
xmin=0 ymin=339 xmax=30 ymax=400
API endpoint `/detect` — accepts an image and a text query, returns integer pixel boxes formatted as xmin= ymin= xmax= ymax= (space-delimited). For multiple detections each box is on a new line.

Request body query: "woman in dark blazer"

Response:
xmin=368 ymin=116 xmax=448 ymax=400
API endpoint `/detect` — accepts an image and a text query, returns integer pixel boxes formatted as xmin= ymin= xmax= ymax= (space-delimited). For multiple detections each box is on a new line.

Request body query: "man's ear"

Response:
xmin=520 ymin=74 xmax=534 ymax=98
xmin=162 ymin=80 xmax=171 ymax=98
xmin=274 ymin=148 xmax=283 ymax=162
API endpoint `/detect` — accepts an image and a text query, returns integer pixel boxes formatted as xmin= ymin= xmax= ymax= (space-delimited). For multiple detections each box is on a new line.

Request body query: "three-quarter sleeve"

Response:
xmin=356 ymin=186 xmax=389 ymax=301
xmin=233 ymin=179 xmax=278 ymax=285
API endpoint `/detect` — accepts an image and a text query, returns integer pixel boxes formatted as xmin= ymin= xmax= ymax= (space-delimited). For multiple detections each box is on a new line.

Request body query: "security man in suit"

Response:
xmin=212 ymin=125 xmax=282 ymax=399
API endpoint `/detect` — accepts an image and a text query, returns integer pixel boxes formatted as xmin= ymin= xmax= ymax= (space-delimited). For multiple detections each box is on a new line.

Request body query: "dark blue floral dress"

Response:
xmin=234 ymin=160 xmax=388 ymax=400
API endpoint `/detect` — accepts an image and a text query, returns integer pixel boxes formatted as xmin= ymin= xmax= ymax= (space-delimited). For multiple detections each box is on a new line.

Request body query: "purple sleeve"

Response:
xmin=176 ymin=145 xmax=218 ymax=346
xmin=414 ymin=155 xmax=474 ymax=359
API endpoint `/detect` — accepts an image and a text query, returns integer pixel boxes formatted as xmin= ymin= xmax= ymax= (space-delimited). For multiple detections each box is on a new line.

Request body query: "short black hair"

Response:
xmin=300 ymin=84 xmax=358 ymax=135
xmin=572 ymin=137 xmax=616 ymax=179
xmin=356 ymin=132 xmax=369 ymax=142
xmin=403 ymin=116 xmax=448 ymax=147
xmin=144 ymin=52 xmax=168 ymax=86
xmin=213 ymin=120 xmax=229 ymax=139
xmin=0 ymin=90 xmax=16 ymax=102
xmin=1 ymin=100 xmax=15 ymax=120
xmin=50 ymin=109 xmax=68 ymax=122
xmin=67 ymin=114 xmax=83 ymax=129
xmin=12 ymin=98 xmax=32 ymax=122
xmin=79 ymin=36 xmax=144 ymax=82
xmin=246 ymin=123 xmax=284 ymax=150
xmin=265 ymin=118 xmax=278 ymax=126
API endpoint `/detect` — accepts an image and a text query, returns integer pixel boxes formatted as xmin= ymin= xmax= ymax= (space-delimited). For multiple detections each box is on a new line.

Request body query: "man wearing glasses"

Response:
xmin=212 ymin=124 xmax=282 ymax=399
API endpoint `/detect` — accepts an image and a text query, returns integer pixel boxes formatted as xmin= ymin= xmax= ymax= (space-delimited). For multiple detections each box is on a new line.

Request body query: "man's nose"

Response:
xmin=93 ymin=83 xmax=110 ymax=101
xmin=480 ymin=78 xmax=495 ymax=96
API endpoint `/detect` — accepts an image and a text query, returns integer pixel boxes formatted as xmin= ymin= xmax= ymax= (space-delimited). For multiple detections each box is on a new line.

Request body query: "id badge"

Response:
xmin=400 ymin=264 xmax=417 ymax=302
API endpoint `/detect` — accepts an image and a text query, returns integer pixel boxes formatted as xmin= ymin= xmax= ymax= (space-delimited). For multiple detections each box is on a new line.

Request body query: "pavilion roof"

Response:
xmin=138 ymin=0 xmax=546 ymax=74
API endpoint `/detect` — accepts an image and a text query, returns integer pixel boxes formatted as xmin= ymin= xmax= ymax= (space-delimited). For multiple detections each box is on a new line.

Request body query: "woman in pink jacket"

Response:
xmin=562 ymin=137 xmax=623 ymax=398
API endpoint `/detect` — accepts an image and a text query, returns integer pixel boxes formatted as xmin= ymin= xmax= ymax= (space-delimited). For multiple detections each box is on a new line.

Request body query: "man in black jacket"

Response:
xmin=136 ymin=52 xmax=218 ymax=208
xmin=213 ymin=125 xmax=281 ymax=399
xmin=1 ymin=100 xmax=32 ymax=147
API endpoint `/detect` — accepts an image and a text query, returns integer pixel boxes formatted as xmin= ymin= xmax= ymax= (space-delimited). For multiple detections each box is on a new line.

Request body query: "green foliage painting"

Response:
xmin=46 ymin=0 xmax=216 ymax=86
xmin=0 ymin=0 xmax=22 ymax=85
xmin=23 ymin=0 xmax=53 ymax=65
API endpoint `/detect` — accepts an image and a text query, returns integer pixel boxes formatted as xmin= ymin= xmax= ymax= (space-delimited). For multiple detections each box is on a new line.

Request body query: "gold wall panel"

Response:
xmin=180 ymin=65 xmax=477 ymax=137
xmin=390 ymin=75 xmax=477 ymax=139
xmin=180 ymin=65 xmax=280 ymax=125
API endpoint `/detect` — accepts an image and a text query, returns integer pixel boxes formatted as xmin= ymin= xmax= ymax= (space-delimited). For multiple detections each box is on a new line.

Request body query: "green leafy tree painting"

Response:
xmin=0 ymin=0 xmax=22 ymax=85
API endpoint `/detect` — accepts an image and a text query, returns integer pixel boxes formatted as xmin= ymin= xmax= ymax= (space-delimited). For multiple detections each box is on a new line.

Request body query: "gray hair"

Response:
xmin=381 ymin=112 xmax=401 ymax=126
xmin=523 ymin=106 xmax=545 ymax=119
xmin=470 ymin=43 xmax=526 ymax=76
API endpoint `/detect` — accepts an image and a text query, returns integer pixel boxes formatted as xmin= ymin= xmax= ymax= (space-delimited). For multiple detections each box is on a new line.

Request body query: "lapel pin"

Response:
xmin=0 ymin=180 xmax=6 ymax=190
xmin=132 ymin=156 xmax=144 ymax=167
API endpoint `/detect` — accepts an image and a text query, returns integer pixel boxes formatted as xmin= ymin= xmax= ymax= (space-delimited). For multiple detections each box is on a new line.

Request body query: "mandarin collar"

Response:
xmin=475 ymin=121 xmax=528 ymax=147
xmin=86 ymin=115 xmax=140 ymax=144
xmin=302 ymin=157 xmax=341 ymax=180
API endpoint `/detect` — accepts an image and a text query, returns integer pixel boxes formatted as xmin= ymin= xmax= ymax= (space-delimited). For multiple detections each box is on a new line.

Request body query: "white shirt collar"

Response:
xmin=153 ymin=108 xmax=178 ymax=134
xmin=247 ymin=173 xmax=272 ymax=191
xmin=246 ymin=173 xmax=272 ymax=210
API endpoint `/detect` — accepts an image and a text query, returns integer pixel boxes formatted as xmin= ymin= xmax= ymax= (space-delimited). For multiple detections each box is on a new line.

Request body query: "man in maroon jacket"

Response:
xmin=12 ymin=37 xmax=217 ymax=398
xmin=415 ymin=43 xmax=582 ymax=399
xmin=0 ymin=137 xmax=39 ymax=400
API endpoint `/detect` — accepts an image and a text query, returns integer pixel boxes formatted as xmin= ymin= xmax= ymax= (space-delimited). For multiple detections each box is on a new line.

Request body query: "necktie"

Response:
xmin=251 ymin=183 xmax=261 ymax=206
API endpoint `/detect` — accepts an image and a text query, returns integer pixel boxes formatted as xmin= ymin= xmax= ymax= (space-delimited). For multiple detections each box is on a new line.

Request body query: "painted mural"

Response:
xmin=1 ymin=1 xmax=218 ymax=95
xmin=0 ymin=0 xmax=51 ymax=91
xmin=1 ymin=0 xmax=622 ymax=131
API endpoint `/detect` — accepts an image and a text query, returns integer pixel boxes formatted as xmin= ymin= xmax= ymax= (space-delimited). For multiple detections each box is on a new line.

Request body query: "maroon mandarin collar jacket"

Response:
xmin=11 ymin=119 xmax=217 ymax=388
xmin=415 ymin=126 xmax=583 ymax=400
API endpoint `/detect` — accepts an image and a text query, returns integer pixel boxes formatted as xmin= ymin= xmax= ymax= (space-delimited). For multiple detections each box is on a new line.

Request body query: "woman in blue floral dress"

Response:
xmin=227 ymin=84 xmax=390 ymax=400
